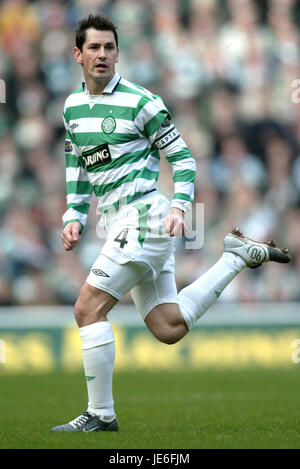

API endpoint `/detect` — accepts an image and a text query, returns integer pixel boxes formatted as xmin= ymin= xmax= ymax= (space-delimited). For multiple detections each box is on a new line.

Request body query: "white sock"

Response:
xmin=79 ymin=321 xmax=116 ymax=418
xmin=178 ymin=252 xmax=246 ymax=330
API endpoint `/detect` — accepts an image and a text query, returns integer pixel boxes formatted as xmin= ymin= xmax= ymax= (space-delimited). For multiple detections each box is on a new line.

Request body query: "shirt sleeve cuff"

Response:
xmin=170 ymin=200 xmax=192 ymax=213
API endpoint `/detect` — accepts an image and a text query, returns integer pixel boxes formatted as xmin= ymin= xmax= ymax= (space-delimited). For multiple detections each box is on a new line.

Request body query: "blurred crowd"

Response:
xmin=0 ymin=0 xmax=300 ymax=307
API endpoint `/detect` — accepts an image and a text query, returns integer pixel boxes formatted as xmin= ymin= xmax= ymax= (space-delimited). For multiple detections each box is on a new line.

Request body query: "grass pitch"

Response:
xmin=0 ymin=368 xmax=300 ymax=449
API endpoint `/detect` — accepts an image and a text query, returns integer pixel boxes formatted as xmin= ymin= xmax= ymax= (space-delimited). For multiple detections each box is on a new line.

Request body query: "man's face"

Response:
xmin=74 ymin=28 xmax=119 ymax=87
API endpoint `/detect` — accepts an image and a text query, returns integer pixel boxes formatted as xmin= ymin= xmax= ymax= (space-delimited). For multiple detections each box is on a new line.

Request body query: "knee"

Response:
xmin=152 ymin=328 xmax=181 ymax=345
xmin=74 ymin=296 xmax=87 ymax=326
xmin=145 ymin=304 xmax=188 ymax=345
xmin=160 ymin=335 xmax=180 ymax=345
xmin=74 ymin=283 xmax=116 ymax=327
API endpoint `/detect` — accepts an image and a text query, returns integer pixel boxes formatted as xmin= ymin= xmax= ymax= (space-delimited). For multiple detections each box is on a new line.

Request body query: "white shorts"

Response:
xmin=86 ymin=253 xmax=178 ymax=320
xmin=86 ymin=191 xmax=178 ymax=319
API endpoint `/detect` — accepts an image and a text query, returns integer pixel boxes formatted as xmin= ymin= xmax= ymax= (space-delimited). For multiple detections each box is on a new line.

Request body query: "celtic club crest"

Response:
xmin=102 ymin=116 xmax=116 ymax=134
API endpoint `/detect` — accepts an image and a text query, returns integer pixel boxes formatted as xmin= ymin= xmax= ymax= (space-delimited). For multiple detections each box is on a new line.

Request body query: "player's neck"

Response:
xmin=85 ymin=73 xmax=114 ymax=95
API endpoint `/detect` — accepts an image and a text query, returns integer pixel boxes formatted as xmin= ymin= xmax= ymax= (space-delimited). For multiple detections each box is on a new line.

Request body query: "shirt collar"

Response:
xmin=82 ymin=72 xmax=121 ymax=96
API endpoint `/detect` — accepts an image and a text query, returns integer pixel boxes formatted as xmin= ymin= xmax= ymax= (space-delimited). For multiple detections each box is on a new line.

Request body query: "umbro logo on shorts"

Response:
xmin=92 ymin=269 xmax=110 ymax=277
xmin=81 ymin=143 xmax=112 ymax=171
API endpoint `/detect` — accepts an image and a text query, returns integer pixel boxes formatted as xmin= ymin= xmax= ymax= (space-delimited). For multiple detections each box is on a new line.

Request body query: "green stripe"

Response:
xmin=72 ymin=86 xmax=84 ymax=95
xmin=93 ymin=167 xmax=159 ymax=197
xmin=143 ymin=110 xmax=170 ymax=138
xmin=66 ymin=181 xmax=93 ymax=195
xmin=66 ymin=202 xmax=91 ymax=214
xmin=64 ymin=87 xmax=83 ymax=122
xmin=66 ymin=103 xmax=137 ymax=121
xmin=129 ymin=83 xmax=158 ymax=99
xmin=165 ymin=148 xmax=193 ymax=163
xmin=173 ymin=192 xmax=193 ymax=202
xmin=150 ymin=147 xmax=160 ymax=160
xmin=74 ymin=132 xmax=140 ymax=147
xmin=133 ymin=203 xmax=151 ymax=247
xmin=173 ymin=170 xmax=195 ymax=183
xmin=116 ymin=82 xmax=156 ymax=100
xmin=101 ymin=190 xmax=155 ymax=213
xmin=65 ymin=154 xmax=83 ymax=168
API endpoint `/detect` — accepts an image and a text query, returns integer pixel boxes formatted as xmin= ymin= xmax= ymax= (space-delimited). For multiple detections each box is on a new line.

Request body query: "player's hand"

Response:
xmin=61 ymin=221 xmax=82 ymax=251
xmin=163 ymin=207 xmax=186 ymax=237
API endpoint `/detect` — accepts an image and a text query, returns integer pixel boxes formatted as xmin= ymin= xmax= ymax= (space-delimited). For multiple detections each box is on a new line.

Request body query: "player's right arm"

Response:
xmin=62 ymin=106 xmax=93 ymax=248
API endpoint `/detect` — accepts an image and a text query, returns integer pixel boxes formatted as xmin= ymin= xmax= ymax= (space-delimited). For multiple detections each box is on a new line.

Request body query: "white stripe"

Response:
xmin=120 ymin=78 xmax=155 ymax=100
xmin=170 ymin=157 xmax=196 ymax=173
xmin=71 ymin=145 xmax=82 ymax=157
xmin=134 ymin=98 xmax=167 ymax=140
xmin=65 ymin=90 xmax=141 ymax=110
xmin=62 ymin=208 xmax=88 ymax=226
xmin=70 ymin=117 xmax=136 ymax=135
xmin=174 ymin=181 xmax=194 ymax=196
xmin=64 ymin=92 xmax=84 ymax=109
xmin=105 ymin=91 xmax=141 ymax=107
xmin=109 ymin=139 xmax=150 ymax=157
xmin=66 ymin=167 xmax=90 ymax=182
xmin=78 ymin=138 xmax=151 ymax=158
xmin=97 ymin=180 xmax=156 ymax=209
xmin=66 ymin=193 xmax=92 ymax=204
xmin=146 ymin=153 xmax=161 ymax=167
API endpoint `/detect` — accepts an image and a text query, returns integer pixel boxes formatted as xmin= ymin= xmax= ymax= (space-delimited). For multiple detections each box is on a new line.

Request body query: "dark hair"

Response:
xmin=75 ymin=14 xmax=118 ymax=50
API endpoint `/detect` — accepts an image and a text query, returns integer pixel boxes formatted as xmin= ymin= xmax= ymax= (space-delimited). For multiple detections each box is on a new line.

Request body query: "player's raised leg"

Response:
xmin=144 ymin=229 xmax=291 ymax=343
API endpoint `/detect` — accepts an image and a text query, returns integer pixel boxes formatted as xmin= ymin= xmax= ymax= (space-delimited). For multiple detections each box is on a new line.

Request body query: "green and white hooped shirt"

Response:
xmin=62 ymin=72 xmax=196 ymax=229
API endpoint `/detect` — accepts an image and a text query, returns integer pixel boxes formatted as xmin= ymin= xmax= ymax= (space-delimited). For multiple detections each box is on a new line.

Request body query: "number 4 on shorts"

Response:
xmin=114 ymin=228 xmax=129 ymax=248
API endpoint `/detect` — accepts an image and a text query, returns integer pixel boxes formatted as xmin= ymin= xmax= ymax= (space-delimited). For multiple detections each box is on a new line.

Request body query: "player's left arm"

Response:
xmin=134 ymin=95 xmax=196 ymax=237
xmin=154 ymin=118 xmax=196 ymax=236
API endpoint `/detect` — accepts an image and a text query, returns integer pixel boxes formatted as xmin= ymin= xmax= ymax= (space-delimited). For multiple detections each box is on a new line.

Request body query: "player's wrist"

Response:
xmin=169 ymin=207 xmax=185 ymax=218
xmin=170 ymin=200 xmax=192 ymax=214
xmin=63 ymin=220 xmax=84 ymax=234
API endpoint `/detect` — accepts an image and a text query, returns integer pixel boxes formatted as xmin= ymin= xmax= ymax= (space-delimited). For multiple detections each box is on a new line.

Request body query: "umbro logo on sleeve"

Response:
xmin=92 ymin=269 xmax=110 ymax=277
xmin=70 ymin=122 xmax=79 ymax=129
